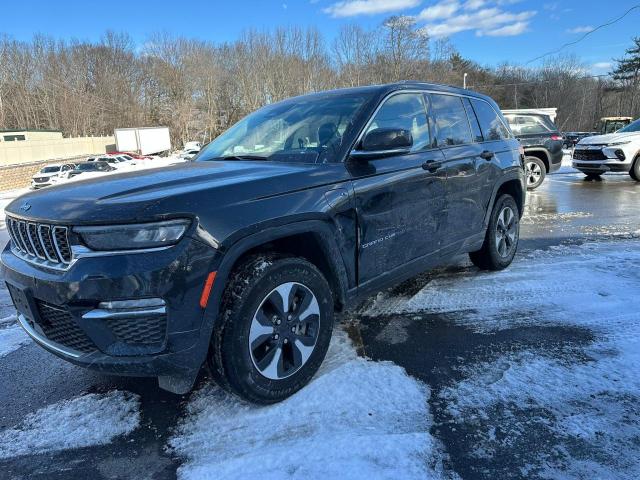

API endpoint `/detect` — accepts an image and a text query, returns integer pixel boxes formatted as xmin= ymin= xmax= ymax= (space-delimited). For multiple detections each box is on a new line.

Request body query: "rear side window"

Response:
xmin=463 ymin=98 xmax=483 ymax=143
xmin=471 ymin=99 xmax=511 ymax=141
xmin=365 ymin=93 xmax=431 ymax=151
xmin=431 ymin=94 xmax=472 ymax=147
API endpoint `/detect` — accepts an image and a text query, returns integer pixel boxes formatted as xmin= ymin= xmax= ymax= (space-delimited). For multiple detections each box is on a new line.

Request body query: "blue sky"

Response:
xmin=1 ymin=0 xmax=638 ymax=72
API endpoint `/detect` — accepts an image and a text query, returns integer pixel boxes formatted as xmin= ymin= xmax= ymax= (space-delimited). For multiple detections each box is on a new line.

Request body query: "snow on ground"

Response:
xmin=364 ymin=240 xmax=640 ymax=478
xmin=0 ymin=314 xmax=30 ymax=358
xmin=0 ymin=391 xmax=141 ymax=459
xmin=169 ymin=331 xmax=450 ymax=480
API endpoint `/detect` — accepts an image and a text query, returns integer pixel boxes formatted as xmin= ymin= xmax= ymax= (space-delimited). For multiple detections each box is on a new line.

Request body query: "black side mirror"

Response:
xmin=351 ymin=128 xmax=413 ymax=159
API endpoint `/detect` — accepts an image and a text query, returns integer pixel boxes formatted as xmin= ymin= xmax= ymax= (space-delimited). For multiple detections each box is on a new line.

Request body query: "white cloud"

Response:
xmin=418 ymin=0 xmax=535 ymax=37
xmin=567 ymin=25 xmax=593 ymax=34
xmin=482 ymin=20 xmax=529 ymax=36
xmin=323 ymin=0 xmax=422 ymax=17
xmin=592 ymin=62 xmax=613 ymax=73
xmin=463 ymin=0 xmax=486 ymax=9
xmin=418 ymin=0 xmax=459 ymax=20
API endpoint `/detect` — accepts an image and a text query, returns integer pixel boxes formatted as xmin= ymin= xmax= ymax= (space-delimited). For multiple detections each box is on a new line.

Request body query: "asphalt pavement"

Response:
xmin=0 ymin=168 xmax=639 ymax=479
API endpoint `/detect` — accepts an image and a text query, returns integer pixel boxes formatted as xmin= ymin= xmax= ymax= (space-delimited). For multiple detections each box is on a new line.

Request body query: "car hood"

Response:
xmin=6 ymin=161 xmax=343 ymax=224
xmin=578 ymin=131 xmax=640 ymax=145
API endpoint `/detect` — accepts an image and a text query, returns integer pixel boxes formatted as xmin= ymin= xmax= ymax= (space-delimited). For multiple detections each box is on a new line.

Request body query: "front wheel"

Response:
xmin=209 ymin=255 xmax=334 ymax=404
xmin=524 ymin=156 xmax=546 ymax=190
xmin=469 ymin=194 xmax=520 ymax=271
xmin=630 ymin=157 xmax=640 ymax=181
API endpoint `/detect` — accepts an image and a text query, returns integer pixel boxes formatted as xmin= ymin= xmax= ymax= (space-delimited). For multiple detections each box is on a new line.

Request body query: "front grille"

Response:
xmin=34 ymin=300 xmax=96 ymax=353
xmin=6 ymin=217 xmax=72 ymax=268
xmin=106 ymin=316 xmax=167 ymax=346
xmin=33 ymin=177 xmax=49 ymax=183
xmin=573 ymin=149 xmax=607 ymax=161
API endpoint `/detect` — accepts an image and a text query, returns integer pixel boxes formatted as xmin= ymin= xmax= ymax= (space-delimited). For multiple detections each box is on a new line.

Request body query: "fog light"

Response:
xmin=615 ymin=149 xmax=626 ymax=161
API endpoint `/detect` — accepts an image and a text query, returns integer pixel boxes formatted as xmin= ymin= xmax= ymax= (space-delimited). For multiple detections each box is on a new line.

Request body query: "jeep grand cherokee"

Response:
xmin=2 ymin=82 xmax=525 ymax=403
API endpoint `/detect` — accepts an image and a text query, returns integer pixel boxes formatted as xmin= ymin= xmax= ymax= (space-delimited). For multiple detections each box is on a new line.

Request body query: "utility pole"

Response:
xmin=463 ymin=73 xmax=468 ymax=89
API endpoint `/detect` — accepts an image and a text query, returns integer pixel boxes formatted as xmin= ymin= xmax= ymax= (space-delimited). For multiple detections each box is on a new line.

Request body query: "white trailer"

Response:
xmin=114 ymin=127 xmax=171 ymax=155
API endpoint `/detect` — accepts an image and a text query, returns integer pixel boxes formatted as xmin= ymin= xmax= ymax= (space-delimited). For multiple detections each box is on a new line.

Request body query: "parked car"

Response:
xmin=2 ymin=82 xmax=525 ymax=403
xmin=87 ymin=155 xmax=135 ymax=171
xmin=179 ymin=149 xmax=200 ymax=160
xmin=503 ymin=112 xmax=564 ymax=190
xmin=183 ymin=141 xmax=202 ymax=151
xmin=30 ymin=163 xmax=76 ymax=189
xmin=564 ymin=132 xmax=596 ymax=149
xmin=572 ymin=117 xmax=640 ymax=180
xmin=108 ymin=151 xmax=153 ymax=160
xmin=67 ymin=161 xmax=117 ymax=179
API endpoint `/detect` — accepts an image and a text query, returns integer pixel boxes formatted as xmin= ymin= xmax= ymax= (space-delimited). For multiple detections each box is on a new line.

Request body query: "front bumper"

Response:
xmin=573 ymin=145 xmax=634 ymax=173
xmin=1 ymin=236 xmax=220 ymax=380
xmin=572 ymin=159 xmax=632 ymax=173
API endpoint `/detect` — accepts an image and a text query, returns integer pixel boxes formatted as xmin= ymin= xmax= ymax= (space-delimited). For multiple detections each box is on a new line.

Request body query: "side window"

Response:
xmin=463 ymin=98 xmax=483 ymax=143
xmin=471 ymin=99 xmax=511 ymax=141
xmin=431 ymin=94 xmax=472 ymax=147
xmin=364 ymin=93 xmax=431 ymax=151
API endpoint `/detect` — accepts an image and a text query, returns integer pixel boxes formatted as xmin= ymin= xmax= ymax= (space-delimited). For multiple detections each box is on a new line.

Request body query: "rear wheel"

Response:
xmin=209 ymin=255 xmax=334 ymax=404
xmin=630 ymin=157 xmax=640 ymax=181
xmin=524 ymin=156 xmax=546 ymax=190
xmin=470 ymin=194 xmax=519 ymax=271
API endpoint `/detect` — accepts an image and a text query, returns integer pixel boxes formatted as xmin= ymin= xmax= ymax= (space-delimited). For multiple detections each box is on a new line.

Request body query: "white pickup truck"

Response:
xmin=573 ymin=118 xmax=640 ymax=181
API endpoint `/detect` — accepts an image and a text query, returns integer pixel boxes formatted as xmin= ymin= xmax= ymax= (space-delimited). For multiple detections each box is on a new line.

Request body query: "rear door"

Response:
xmin=430 ymin=93 xmax=486 ymax=243
xmin=469 ymin=98 xmax=516 ymax=211
xmin=350 ymin=92 xmax=447 ymax=285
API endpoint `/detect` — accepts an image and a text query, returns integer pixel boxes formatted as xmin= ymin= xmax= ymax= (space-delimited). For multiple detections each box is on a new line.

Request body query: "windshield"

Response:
xmin=76 ymin=163 xmax=104 ymax=171
xmin=504 ymin=114 xmax=557 ymax=135
xmin=197 ymin=93 xmax=371 ymax=164
xmin=617 ymin=118 xmax=640 ymax=133
xmin=40 ymin=166 xmax=61 ymax=173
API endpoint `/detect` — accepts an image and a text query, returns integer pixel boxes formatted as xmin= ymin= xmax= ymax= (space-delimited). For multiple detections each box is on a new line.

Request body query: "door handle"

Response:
xmin=422 ymin=160 xmax=443 ymax=172
xmin=480 ymin=150 xmax=495 ymax=160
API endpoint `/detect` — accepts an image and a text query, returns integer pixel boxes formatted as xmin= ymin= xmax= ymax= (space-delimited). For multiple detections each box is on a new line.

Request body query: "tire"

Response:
xmin=524 ymin=156 xmax=546 ymax=190
xmin=208 ymin=255 xmax=334 ymax=404
xmin=630 ymin=157 xmax=640 ymax=181
xmin=469 ymin=194 xmax=520 ymax=271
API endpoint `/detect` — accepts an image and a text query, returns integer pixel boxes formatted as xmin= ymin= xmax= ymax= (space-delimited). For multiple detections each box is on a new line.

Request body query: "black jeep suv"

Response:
xmin=503 ymin=112 xmax=564 ymax=190
xmin=2 ymin=82 xmax=524 ymax=403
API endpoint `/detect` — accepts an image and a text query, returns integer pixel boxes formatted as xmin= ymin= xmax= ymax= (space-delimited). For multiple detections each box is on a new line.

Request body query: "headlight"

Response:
xmin=607 ymin=141 xmax=631 ymax=146
xmin=75 ymin=219 xmax=190 ymax=251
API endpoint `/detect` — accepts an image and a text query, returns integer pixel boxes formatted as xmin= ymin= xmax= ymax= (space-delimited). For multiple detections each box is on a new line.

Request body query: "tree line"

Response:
xmin=0 ymin=19 xmax=638 ymax=147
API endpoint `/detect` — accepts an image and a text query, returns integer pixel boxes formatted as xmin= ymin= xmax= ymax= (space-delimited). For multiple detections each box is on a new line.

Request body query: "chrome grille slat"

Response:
xmin=7 ymin=216 xmax=71 ymax=269
xmin=28 ymin=223 xmax=46 ymax=260
xmin=38 ymin=225 xmax=60 ymax=263
xmin=52 ymin=226 xmax=71 ymax=264
xmin=18 ymin=221 xmax=35 ymax=256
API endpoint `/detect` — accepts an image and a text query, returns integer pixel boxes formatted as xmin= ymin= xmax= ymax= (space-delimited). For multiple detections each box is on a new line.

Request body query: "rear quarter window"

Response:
xmin=471 ymin=99 xmax=512 ymax=141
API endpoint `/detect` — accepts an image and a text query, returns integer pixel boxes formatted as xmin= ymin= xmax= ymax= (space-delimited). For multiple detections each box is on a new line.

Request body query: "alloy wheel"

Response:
xmin=526 ymin=161 xmax=542 ymax=187
xmin=495 ymin=206 xmax=518 ymax=258
xmin=248 ymin=282 xmax=320 ymax=380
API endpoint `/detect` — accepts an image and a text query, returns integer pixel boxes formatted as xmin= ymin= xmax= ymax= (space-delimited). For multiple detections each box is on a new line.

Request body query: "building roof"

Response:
xmin=0 ymin=129 xmax=62 ymax=133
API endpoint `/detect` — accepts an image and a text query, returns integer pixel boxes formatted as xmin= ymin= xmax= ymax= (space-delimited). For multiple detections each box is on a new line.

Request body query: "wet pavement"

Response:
xmin=0 ymin=168 xmax=639 ymax=479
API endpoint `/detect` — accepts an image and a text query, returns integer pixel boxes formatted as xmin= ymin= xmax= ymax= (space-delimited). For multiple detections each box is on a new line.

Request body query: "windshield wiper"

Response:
xmin=221 ymin=155 xmax=269 ymax=161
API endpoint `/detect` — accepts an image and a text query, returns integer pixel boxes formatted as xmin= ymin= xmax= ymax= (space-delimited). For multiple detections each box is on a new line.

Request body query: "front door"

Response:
xmin=348 ymin=92 xmax=448 ymax=285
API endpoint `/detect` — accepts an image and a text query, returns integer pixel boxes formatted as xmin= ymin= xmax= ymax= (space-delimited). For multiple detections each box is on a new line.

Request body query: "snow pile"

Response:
xmin=169 ymin=332 xmax=447 ymax=480
xmin=365 ymin=240 xmax=640 ymax=478
xmin=0 ymin=315 xmax=30 ymax=358
xmin=0 ymin=391 xmax=141 ymax=459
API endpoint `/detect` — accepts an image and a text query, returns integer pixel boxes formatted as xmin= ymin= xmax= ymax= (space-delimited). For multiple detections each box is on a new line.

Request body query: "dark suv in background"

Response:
xmin=503 ymin=112 xmax=564 ymax=189
xmin=2 ymin=82 xmax=525 ymax=403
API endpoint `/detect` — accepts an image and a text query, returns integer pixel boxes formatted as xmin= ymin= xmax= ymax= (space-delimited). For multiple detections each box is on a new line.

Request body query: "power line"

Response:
xmin=525 ymin=5 xmax=640 ymax=65
xmin=469 ymin=73 xmax=610 ymax=89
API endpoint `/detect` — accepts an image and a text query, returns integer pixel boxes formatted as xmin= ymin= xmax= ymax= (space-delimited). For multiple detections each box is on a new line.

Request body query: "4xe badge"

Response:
xmin=20 ymin=203 xmax=31 ymax=212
